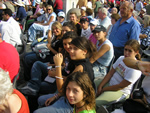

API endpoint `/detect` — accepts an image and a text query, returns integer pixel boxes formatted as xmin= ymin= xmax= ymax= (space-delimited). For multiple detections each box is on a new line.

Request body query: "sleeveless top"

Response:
xmin=96 ymin=39 xmax=114 ymax=66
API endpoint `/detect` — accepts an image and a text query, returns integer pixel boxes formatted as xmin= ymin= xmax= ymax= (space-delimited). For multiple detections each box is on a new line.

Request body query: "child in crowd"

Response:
xmin=88 ymin=18 xmax=98 ymax=45
xmin=96 ymin=39 xmax=142 ymax=107
xmin=0 ymin=68 xmax=29 ymax=113
xmin=80 ymin=16 xmax=91 ymax=39
xmin=90 ymin=25 xmax=114 ymax=79
xmin=62 ymin=71 xmax=96 ymax=113
xmin=34 ymin=36 xmax=96 ymax=113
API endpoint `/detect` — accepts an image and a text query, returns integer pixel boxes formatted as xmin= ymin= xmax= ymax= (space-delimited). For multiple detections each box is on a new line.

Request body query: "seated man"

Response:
xmin=14 ymin=0 xmax=27 ymax=22
xmin=0 ymin=33 xmax=20 ymax=83
xmin=1 ymin=8 xmax=22 ymax=47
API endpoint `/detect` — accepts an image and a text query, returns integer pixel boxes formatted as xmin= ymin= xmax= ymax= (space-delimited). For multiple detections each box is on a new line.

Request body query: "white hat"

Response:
xmin=81 ymin=6 xmax=86 ymax=11
xmin=58 ymin=11 xmax=65 ymax=18
xmin=14 ymin=0 xmax=25 ymax=7
xmin=35 ymin=0 xmax=41 ymax=4
xmin=90 ymin=19 xmax=98 ymax=26
xmin=141 ymin=8 xmax=146 ymax=13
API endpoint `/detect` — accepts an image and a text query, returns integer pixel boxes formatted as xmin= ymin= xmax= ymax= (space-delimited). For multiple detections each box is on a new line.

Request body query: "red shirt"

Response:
xmin=0 ymin=41 xmax=20 ymax=82
xmin=54 ymin=0 xmax=63 ymax=10
xmin=13 ymin=89 xmax=30 ymax=113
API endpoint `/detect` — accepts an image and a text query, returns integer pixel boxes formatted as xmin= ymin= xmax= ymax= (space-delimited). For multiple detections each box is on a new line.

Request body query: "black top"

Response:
xmin=68 ymin=58 xmax=95 ymax=89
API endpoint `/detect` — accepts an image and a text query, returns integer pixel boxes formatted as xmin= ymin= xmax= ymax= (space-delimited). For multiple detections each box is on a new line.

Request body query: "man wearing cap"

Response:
xmin=14 ymin=0 xmax=27 ymax=22
xmin=80 ymin=16 xmax=91 ymax=39
xmin=1 ymin=8 xmax=22 ymax=47
xmin=57 ymin=11 xmax=65 ymax=25
xmin=78 ymin=6 xmax=86 ymax=20
xmin=98 ymin=7 xmax=111 ymax=29
xmin=109 ymin=1 xmax=140 ymax=61
xmin=89 ymin=19 xmax=98 ymax=45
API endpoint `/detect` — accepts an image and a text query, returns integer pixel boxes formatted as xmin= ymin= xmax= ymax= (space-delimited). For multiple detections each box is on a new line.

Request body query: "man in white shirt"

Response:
xmin=98 ymin=7 xmax=111 ymax=29
xmin=80 ymin=16 xmax=91 ymax=39
xmin=135 ymin=0 xmax=143 ymax=12
xmin=1 ymin=8 xmax=22 ymax=46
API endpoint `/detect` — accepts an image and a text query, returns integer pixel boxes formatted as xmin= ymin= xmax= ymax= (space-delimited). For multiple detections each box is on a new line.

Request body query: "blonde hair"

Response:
xmin=0 ymin=68 xmax=13 ymax=105
xmin=47 ymin=5 xmax=53 ymax=12
xmin=143 ymin=15 xmax=150 ymax=28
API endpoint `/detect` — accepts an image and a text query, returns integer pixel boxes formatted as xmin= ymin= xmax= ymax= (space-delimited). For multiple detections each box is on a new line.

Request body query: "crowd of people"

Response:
xmin=0 ymin=0 xmax=150 ymax=112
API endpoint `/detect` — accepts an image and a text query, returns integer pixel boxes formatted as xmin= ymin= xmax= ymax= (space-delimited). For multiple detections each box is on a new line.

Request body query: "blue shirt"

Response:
xmin=16 ymin=6 xmax=27 ymax=21
xmin=109 ymin=16 xmax=140 ymax=47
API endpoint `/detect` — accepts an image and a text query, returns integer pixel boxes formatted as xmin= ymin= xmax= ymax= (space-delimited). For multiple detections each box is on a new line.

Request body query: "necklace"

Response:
xmin=75 ymin=104 xmax=85 ymax=112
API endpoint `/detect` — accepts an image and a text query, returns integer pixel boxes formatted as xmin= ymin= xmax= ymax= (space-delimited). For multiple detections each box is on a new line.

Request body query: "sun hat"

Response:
xmin=14 ymin=0 xmax=25 ymax=7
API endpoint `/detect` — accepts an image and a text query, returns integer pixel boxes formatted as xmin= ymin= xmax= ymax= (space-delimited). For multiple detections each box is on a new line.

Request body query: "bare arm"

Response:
xmin=39 ymin=16 xmax=54 ymax=26
xmin=123 ymin=57 xmax=150 ymax=76
xmin=90 ymin=44 xmax=110 ymax=64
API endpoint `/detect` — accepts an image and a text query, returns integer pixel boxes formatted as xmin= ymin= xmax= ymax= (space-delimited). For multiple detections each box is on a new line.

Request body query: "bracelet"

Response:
xmin=55 ymin=66 xmax=61 ymax=68
xmin=54 ymin=94 xmax=59 ymax=99
xmin=135 ymin=61 xmax=140 ymax=70
xmin=55 ymin=76 xmax=63 ymax=79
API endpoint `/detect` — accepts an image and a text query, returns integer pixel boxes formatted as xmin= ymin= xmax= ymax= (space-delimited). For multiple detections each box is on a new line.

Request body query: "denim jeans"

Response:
xmin=28 ymin=23 xmax=49 ymax=41
xmin=27 ymin=61 xmax=57 ymax=94
xmin=24 ymin=52 xmax=39 ymax=80
xmin=33 ymin=94 xmax=73 ymax=113
xmin=93 ymin=61 xmax=108 ymax=79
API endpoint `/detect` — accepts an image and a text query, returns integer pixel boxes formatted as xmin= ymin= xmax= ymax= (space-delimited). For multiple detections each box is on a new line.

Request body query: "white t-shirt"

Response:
xmin=81 ymin=26 xmax=92 ymax=39
xmin=109 ymin=56 xmax=141 ymax=95
xmin=98 ymin=16 xmax=111 ymax=29
xmin=87 ymin=2 xmax=92 ymax=9
xmin=44 ymin=12 xmax=56 ymax=24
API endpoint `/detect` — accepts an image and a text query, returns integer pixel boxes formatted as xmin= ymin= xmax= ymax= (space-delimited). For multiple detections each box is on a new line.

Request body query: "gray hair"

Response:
xmin=0 ymin=68 xmax=13 ymax=105
xmin=99 ymin=7 xmax=107 ymax=15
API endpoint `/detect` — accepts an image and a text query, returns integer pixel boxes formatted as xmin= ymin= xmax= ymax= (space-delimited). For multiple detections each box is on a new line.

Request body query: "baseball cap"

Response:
xmin=58 ymin=11 xmax=65 ymax=18
xmin=90 ymin=19 xmax=98 ymax=26
xmin=92 ymin=25 xmax=106 ymax=32
xmin=81 ymin=6 xmax=86 ymax=11
xmin=141 ymin=8 xmax=146 ymax=13
xmin=80 ymin=16 xmax=89 ymax=22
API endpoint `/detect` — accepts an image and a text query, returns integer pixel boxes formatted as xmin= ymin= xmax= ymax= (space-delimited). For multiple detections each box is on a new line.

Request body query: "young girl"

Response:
xmin=62 ymin=71 xmax=96 ymax=113
xmin=96 ymin=39 xmax=142 ymax=107
xmin=20 ymin=31 xmax=76 ymax=95
xmin=34 ymin=36 xmax=96 ymax=113
xmin=90 ymin=25 xmax=114 ymax=79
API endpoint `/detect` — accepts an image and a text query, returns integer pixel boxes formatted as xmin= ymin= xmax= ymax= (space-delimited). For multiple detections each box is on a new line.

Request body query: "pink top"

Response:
xmin=88 ymin=34 xmax=97 ymax=45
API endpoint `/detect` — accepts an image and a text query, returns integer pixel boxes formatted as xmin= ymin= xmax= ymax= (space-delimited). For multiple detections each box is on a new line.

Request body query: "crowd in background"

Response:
xmin=0 ymin=0 xmax=150 ymax=112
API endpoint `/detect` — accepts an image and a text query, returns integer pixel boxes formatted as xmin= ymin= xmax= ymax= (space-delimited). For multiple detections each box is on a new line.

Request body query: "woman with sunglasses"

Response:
xmin=28 ymin=5 xmax=56 ymax=42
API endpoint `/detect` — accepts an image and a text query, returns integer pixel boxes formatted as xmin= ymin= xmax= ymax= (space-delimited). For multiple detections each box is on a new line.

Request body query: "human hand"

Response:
xmin=45 ymin=96 xmax=56 ymax=106
xmin=138 ymin=61 xmax=150 ymax=76
xmin=48 ymin=68 xmax=56 ymax=77
xmin=53 ymin=53 xmax=63 ymax=66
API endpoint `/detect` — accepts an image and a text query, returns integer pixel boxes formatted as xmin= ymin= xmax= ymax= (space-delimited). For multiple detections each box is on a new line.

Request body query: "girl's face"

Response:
xmin=62 ymin=26 xmax=71 ymax=35
xmin=93 ymin=31 xmax=106 ymax=40
xmin=124 ymin=45 xmax=138 ymax=58
xmin=66 ymin=81 xmax=84 ymax=106
xmin=52 ymin=26 xmax=61 ymax=36
xmin=90 ymin=24 xmax=96 ymax=31
xmin=63 ymin=38 xmax=72 ymax=53
xmin=69 ymin=44 xmax=87 ymax=60
xmin=47 ymin=7 xmax=52 ymax=14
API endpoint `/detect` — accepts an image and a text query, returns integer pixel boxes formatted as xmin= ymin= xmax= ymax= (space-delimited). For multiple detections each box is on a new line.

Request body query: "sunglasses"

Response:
xmin=47 ymin=9 xmax=51 ymax=11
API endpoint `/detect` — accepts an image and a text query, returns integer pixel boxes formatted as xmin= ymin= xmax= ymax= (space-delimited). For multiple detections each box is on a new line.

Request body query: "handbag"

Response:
xmin=31 ymin=38 xmax=50 ymax=59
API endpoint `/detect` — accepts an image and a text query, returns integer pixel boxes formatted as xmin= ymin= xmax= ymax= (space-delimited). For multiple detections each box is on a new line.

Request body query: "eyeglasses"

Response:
xmin=47 ymin=9 xmax=51 ymax=11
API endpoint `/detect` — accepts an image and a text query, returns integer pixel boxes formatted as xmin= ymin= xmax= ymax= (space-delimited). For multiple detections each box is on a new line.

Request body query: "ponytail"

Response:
xmin=136 ymin=53 xmax=141 ymax=61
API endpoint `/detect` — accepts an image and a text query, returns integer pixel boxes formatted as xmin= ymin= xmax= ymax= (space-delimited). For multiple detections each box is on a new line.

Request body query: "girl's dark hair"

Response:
xmin=86 ymin=8 xmax=93 ymax=16
xmin=70 ymin=36 xmax=96 ymax=58
xmin=61 ymin=71 xmax=95 ymax=110
xmin=62 ymin=31 xmax=77 ymax=40
xmin=125 ymin=39 xmax=141 ymax=60
xmin=63 ymin=21 xmax=77 ymax=33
